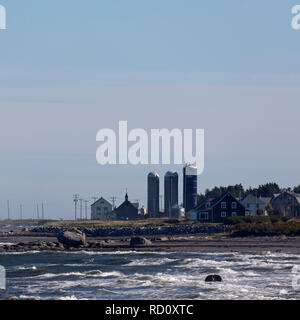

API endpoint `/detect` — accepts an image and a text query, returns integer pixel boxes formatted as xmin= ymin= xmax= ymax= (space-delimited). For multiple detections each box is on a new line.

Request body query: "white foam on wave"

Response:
xmin=14 ymin=294 xmax=87 ymax=301
xmin=28 ymin=269 xmax=123 ymax=280
xmin=58 ymin=295 xmax=88 ymax=300
xmin=5 ymin=250 xmax=300 ymax=300
xmin=279 ymin=289 xmax=289 ymax=295
xmin=64 ymin=250 xmax=173 ymax=256
xmin=126 ymin=257 xmax=177 ymax=267
xmin=0 ymin=242 xmax=14 ymax=246
xmin=0 ymin=250 xmax=40 ymax=255
xmin=241 ymin=271 xmax=260 ymax=277
xmin=17 ymin=266 xmax=37 ymax=271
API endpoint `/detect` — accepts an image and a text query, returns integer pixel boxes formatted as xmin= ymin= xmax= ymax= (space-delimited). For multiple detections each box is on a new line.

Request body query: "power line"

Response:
xmin=110 ymin=196 xmax=117 ymax=210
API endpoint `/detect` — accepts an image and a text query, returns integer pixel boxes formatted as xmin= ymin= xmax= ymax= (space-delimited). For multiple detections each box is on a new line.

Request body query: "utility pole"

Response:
xmin=42 ymin=203 xmax=45 ymax=220
xmin=110 ymin=196 xmax=117 ymax=210
xmin=7 ymin=200 xmax=10 ymax=220
xmin=79 ymin=199 xmax=83 ymax=220
xmin=73 ymin=194 xmax=80 ymax=220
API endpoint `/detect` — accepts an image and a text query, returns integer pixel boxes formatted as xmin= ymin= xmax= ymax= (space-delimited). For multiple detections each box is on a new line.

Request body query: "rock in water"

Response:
xmin=130 ymin=236 xmax=152 ymax=248
xmin=205 ymin=275 xmax=222 ymax=282
xmin=57 ymin=229 xmax=86 ymax=248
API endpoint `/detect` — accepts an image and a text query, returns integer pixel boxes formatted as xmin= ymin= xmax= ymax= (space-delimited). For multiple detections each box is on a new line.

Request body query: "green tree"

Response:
xmin=205 ymin=184 xmax=245 ymax=199
xmin=197 ymin=194 xmax=206 ymax=204
xmin=246 ymin=183 xmax=281 ymax=197
xmin=294 ymin=185 xmax=300 ymax=193
xmin=266 ymin=203 xmax=274 ymax=215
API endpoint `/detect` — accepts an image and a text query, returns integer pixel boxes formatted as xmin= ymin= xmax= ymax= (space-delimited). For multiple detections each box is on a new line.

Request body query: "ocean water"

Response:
xmin=0 ymin=250 xmax=299 ymax=300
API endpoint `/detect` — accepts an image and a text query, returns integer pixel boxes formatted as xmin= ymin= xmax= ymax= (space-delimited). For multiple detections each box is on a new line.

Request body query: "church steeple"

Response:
xmin=125 ymin=190 xmax=128 ymax=202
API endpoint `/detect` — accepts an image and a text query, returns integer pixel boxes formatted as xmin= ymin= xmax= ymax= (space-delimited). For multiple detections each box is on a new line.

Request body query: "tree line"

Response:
xmin=198 ymin=183 xmax=300 ymax=202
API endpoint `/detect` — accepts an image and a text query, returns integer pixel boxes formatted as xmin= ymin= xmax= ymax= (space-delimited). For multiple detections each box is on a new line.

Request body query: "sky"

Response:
xmin=0 ymin=0 xmax=300 ymax=219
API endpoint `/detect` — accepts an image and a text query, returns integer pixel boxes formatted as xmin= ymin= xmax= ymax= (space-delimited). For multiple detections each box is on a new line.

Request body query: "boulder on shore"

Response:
xmin=130 ymin=236 xmax=152 ymax=248
xmin=205 ymin=275 xmax=222 ymax=282
xmin=57 ymin=229 xmax=86 ymax=248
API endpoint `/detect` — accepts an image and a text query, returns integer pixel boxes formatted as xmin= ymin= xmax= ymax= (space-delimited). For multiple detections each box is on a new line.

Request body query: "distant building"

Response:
xmin=183 ymin=164 xmax=198 ymax=212
xmin=114 ymin=193 xmax=139 ymax=220
xmin=241 ymin=194 xmax=269 ymax=216
xmin=91 ymin=197 xmax=113 ymax=220
xmin=170 ymin=205 xmax=185 ymax=219
xmin=190 ymin=192 xmax=246 ymax=222
xmin=132 ymin=202 xmax=139 ymax=209
xmin=271 ymin=191 xmax=300 ymax=217
xmin=139 ymin=206 xmax=147 ymax=219
xmin=147 ymin=172 xmax=160 ymax=218
xmin=164 ymin=171 xmax=178 ymax=216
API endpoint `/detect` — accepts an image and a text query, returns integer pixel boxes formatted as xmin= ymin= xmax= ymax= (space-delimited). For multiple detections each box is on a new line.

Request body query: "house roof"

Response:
xmin=194 ymin=192 xmax=244 ymax=212
xmin=286 ymin=191 xmax=300 ymax=205
xmin=115 ymin=193 xmax=138 ymax=211
xmin=241 ymin=194 xmax=266 ymax=206
xmin=91 ymin=197 xmax=112 ymax=207
xmin=259 ymin=197 xmax=272 ymax=205
xmin=272 ymin=191 xmax=300 ymax=205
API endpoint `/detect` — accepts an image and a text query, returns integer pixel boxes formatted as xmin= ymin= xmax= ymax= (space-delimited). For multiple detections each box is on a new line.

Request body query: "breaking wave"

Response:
xmin=1 ymin=251 xmax=300 ymax=300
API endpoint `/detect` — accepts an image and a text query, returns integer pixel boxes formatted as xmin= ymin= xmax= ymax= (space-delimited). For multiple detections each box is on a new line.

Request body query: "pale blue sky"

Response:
xmin=0 ymin=1 xmax=300 ymax=219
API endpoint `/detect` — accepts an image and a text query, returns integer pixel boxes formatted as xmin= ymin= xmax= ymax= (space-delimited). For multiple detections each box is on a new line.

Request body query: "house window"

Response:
xmin=200 ymin=213 xmax=209 ymax=220
xmin=221 ymin=212 xmax=227 ymax=218
xmin=232 ymin=202 xmax=237 ymax=209
xmin=221 ymin=202 xmax=227 ymax=209
xmin=232 ymin=212 xmax=237 ymax=217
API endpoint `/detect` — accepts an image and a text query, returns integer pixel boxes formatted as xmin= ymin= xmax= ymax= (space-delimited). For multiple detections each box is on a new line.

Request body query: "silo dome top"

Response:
xmin=148 ymin=172 xmax=159 ymax=178
xmin=165 ymin=171 xmax=178 ymax=177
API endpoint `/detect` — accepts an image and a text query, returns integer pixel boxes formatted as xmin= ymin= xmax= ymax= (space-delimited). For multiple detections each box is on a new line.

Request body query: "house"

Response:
xmin=91 ymin=197 xmax=113 ymax=220
xmin=271 ymin=191 xmax=300 ymax=217
xmin=114 ymin=193 xmax=139 ymax=220
xmin=240 ymin=194 xmax=270 ymax=216
xmin=189 ymin=192 xmax=246 ymax=222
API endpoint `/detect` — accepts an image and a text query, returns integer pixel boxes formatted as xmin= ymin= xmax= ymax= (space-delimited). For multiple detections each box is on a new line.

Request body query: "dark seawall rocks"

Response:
xmin=31 ymin=225 xmax=232 ymax=237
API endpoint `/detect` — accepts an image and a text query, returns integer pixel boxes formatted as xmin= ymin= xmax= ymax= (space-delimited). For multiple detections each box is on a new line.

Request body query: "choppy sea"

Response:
xmin=0 ymin=248 xmax=300 ymax=300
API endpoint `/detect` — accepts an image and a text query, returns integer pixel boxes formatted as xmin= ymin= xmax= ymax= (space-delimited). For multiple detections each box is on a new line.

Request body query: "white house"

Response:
xmin=91 ymin=197 xmax=113 ymax=220
xmin=240 ymin=194 xmax=270 ymax=216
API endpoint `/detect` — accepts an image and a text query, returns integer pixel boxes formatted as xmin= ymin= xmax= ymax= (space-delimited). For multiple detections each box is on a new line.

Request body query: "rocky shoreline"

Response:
xmin=31 ymin=224 xmax=232 ymax=237
xmin=1 ymin=233 xmax=300 ymax=253
xmin=0 ymin=223 xmax=299 ymax=253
